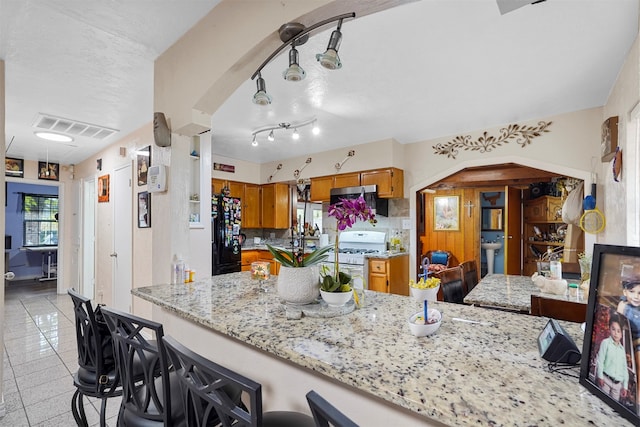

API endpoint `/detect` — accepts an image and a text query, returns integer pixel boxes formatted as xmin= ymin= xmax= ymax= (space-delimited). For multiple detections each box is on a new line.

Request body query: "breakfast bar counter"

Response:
xmin=133 ymin=272 xmax=629 ymax=426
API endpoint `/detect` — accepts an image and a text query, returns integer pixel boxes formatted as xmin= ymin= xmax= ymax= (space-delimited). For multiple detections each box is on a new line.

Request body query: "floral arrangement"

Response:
xmin=409 ymin=276 xmax=441 ymax=289
xmin=320 ymin=196 xmax=377 ymax=293
xmin=266 ymin=243 xmax=331 ymax=268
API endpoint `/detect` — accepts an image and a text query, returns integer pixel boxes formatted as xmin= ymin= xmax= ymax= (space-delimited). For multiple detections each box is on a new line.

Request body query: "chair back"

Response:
xmin=68 ymin=288 xmax=118 ymax=393
xmin=460 ymin=260 xmax=479 ymax=293
xmin=163 ymin=335 xmax=259 ymax=427
xmin=306 ymin=390 xmax=358 ymax=427
xmin=434 ymin=266 xmax=467 ymax=303
xmin=530 ymin=295 xmax=587 ymax=323
xmin=100 ymin=306 xmax=177 ymax=425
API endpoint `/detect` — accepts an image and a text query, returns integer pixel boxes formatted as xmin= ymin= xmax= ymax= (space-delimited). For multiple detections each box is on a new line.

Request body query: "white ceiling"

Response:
xmin=2 ymin=1 xmax=638 ymax=167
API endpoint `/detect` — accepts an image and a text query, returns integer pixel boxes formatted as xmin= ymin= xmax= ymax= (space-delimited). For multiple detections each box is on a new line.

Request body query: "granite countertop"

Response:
xmin=365 ymin=251 xmax=409 ymax=260
xmin=133 ymin=273 xmax=631 ymax=426
xmin=464 ymin=274 xmax=586 ymax=312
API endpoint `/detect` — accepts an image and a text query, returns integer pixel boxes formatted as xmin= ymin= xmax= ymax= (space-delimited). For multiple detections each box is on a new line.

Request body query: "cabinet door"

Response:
xmin=546 ymin=197 xmax=563 ymax=221
xmin=227 ymin=181 xmax=244 ymax=199
xmin=334 ymin=173 xmax=360 ymax=188
xmin=310 ymin=176 xmax=334 ymax=202
xmin=243 ymin=184 xmax=261 ymax=228
xmin=261 ymin=183 xmax=290 ymax=229
xmin=523 ymin=197 xmax=546 ymax=222
xmin=387 ymin=255 xmax=409 ymax=296
xmin=369 ymin=273 xmax=388 ymax=293
xmin=360 ymin=168 xmax=403 ymax=198
xmin=211 ymin=178 xmax=226 ymax=195
xmin=241 ymin=250 xmax=259 ymax=271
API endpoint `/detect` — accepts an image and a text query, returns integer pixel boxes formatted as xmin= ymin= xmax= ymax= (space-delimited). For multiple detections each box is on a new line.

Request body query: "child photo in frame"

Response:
xmin=580 ymin=244 xmax=640 ymax=424
xmin=38 ymin=161 xmax=59 ymax=181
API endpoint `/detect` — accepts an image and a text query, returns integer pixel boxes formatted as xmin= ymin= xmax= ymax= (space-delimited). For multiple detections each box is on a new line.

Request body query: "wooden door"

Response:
xmin=227 ymin=181 xmax=244 ymax=199
xmin=505 ymin=186 xmax=522 ymax=275
xmin=334 ymin=173 xmax=360 ymax=188
xmin=310 ymin=176 xmax=333 ymax=202
xmin=211 ymin=178 xmax=226 ymax=195
xmin=243 ymin=184 xmax=261 ymax=228
xmin=361 ymin=169 xmax=392 ymax=196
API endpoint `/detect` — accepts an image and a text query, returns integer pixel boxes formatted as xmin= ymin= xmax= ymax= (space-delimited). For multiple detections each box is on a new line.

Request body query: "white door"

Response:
xmin=82 ymin=178 xmax=96 ymax=299
xmin=113 ymin=164 xmax=132 ymax=312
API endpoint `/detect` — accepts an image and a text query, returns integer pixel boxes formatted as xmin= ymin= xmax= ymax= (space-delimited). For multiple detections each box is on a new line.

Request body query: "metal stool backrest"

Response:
xmin=68 ymin=289 xmax=121 ymax=427
xmin=435 ymin=266 xmax=467 ymax=303
xmin=100 ymin=306 xmax=179 ymax=426
xmin=163 ymin=335 xmax=258 ymax=426
xmin=306 ymin=390 xmax=359 ymax=427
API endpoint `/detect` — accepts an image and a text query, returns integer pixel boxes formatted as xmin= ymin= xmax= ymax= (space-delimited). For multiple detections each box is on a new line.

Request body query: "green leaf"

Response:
xmin=301 ymin=245 xmax=332 ymax=266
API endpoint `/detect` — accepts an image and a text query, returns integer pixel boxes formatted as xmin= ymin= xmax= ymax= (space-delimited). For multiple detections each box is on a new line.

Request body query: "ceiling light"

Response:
xmin=252 ymin=135 xmax=258 ymax=147
xmin=252 ymin=73 xmax=272 ymax=105
xmin=283 ymin=44 xmax=306 ymax=81
xmin=292 ymin=128 xmax=300 ymax=140
xmin=268 ymin=130 xmax=275 ymax=142
xmin=250 ymin=118 xmax=318 ymax=146
xmin=34 ymin=131 xmax=73 ymax=143
xmin=312 ymin=120 xmax=320 ymax=135
xmin=250 ymin=13 xmax=355 ymax=105
xmin=316 ymin=19 xmax=344 ymax=70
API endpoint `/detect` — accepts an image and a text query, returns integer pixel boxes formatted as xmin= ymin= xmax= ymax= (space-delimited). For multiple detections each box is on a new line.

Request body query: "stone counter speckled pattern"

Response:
xmin=133 ymin=272 xmax=631 ymax=426
xmin=464 ymin=274 xmax=586 ymax=312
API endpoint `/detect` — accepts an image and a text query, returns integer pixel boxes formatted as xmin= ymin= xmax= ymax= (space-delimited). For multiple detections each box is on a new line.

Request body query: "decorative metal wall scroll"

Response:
xmin=433 ymin=121 xmax=552 ymax=159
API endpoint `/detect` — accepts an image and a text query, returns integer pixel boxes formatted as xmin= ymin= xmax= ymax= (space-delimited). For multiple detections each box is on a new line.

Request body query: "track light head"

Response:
xmin=267 ymin=130 xmax=275 ymax=142
xmin=252 ymin=135 xmax=258 ymax=147
xmin=292 ymin=128 xmax=300 ymax=140
xmin=252 ymin=74 xmax=272 ymax=105
xmin=283 ymin=46 xmax=306 ymax=81
xmin=316 ymin=20 xmax=344 ymax=70
xmin=312 ymin=120 xmax=320 ymax=135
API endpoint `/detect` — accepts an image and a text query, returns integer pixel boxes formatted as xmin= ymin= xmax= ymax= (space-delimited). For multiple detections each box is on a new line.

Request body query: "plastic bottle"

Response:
xmin=184 ymin=264 xmax=191 ymax=283
xmin=172 ymin=255 xmax=185 ymax=285
xmin=549 ymin=250 xmax=562 ymax=280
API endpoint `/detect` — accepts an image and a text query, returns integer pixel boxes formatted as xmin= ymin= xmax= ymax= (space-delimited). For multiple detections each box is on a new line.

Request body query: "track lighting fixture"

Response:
xmin=251 ymin=118 xmax=319 ymax=146
xmin=252 ymin=73 xmax=272 ymax=105
xmin=316 ymin=19 xmax=344 ymax=70
xmin=250 ymin=12 xmax=355 ymax=105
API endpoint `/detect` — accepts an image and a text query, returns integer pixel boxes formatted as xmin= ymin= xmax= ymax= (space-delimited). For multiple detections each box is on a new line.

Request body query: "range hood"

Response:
xmin=329 ymin=185 xmax=388 ymax=217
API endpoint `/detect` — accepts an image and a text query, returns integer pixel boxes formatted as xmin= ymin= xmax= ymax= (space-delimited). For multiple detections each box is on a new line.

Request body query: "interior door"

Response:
xmin=505 ymin=186 xmax=522 ymax=274
xmin=113 ymin=164 xmax=132 ymax=312
xmin=82 ymin=178 xmax=96 ymax=299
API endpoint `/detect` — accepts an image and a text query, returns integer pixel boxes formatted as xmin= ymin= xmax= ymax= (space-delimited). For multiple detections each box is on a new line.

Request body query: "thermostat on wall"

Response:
xmin=148 ymin=165 xmax=167 ymax=193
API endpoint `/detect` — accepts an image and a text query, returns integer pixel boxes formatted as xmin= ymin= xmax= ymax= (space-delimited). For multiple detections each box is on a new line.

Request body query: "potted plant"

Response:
xmin=266 ymin=243 xmax=332 ymax=304
xmin=320 ymin=195 xmax=377 ymax=306
xmin=409 ymin=276 xmax=441 ymax=302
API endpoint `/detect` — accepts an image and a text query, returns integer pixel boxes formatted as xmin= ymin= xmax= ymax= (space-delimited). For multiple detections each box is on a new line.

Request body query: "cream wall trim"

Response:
xmin=407 ymin=155 xmax=594 ymax=281
xmin=0 ymin=58 xmax=6 ymax=417
xmin=629 ymin=100 xmax=640 ymax=119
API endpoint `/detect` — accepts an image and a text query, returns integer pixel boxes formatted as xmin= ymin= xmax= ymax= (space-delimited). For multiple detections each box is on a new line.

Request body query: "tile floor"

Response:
xmin=2 ymin=282 xmax=120 ymax=426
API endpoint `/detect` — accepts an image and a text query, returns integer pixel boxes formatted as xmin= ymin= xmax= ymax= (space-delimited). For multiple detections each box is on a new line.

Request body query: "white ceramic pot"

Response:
xmin=410 ymin=284 xmax=440 ymax=302
xmin=320 ymin=289 xmax=353 ymax=307
xmin=276 ymin=266 xmax=320 ymax=305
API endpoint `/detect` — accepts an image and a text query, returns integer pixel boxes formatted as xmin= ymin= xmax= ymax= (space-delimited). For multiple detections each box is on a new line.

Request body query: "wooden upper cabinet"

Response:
xmin=334 ymin=173 xmax=360 ymax=188
xmin=211 ymin=178 xmax=226 ymax=195
xmin=310 ymin=176 xmax=334 ymax=202
xmin=261 ymin=183 xmax=290 ymax=229
xmin=360 ymin=167 xmax=404 ymax=198
xmin=524 ymin=196 xmax=563 ymax=222
xmin=243 ymin=184 xmax=261 ymax=228
xmin=227 ymin=181 xmax=244 ymax=199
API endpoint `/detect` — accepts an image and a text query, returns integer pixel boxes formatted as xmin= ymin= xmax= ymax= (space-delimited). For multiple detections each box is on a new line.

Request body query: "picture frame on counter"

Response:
xmin=579 ymin=244 xmax=640 ymax=425
xmin=434 ymin=195 xmax=459 ymax=231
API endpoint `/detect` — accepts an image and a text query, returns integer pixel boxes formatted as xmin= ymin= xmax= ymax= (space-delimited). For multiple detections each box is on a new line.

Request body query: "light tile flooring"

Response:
xmin=2 ymin=282 xmax=120 ymax=426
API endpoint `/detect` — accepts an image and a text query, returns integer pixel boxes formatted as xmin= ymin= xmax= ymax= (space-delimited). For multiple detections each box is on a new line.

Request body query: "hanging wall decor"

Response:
xmin=137 ymin=145 xmax=150 ymax=186
xmin=38 ymin=161 xmax=59 ymax=181
xmin=433 ymin=121 xmax=552 ymax=159
xmin=5 ymin=158 xmax=24 ymax=178
xmin=98 ymin=174 xmax=110 ymax=202
xmin=138 ymin=191 xmax=151 ymax=228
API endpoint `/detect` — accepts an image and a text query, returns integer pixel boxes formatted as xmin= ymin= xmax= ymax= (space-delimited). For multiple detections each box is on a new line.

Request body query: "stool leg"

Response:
xmin=71 ymin=389 xmax=89 ymax=427
xmin=99 ymin=397 xmax=108 ymax=427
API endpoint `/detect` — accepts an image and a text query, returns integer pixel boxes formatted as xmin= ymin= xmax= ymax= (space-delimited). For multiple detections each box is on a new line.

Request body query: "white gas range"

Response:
xmin=322 ymin=230 xmax=387 ymax=290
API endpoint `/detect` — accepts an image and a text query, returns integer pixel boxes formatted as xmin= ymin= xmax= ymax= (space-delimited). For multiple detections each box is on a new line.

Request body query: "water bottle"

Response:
xmin=549 ymin=251 xmax=562 ymax=280
xmin=172 ymin=255 xmax=185 ymax=285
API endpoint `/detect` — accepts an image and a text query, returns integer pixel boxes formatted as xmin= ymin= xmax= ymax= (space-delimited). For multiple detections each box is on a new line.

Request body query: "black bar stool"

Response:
xmin=163 ymin=335 xmax=316 ymax=427
xmin=306 ymin=390 xmax=359 ymax=427
xmin=68 ymin=289 xmax=121 ymax=427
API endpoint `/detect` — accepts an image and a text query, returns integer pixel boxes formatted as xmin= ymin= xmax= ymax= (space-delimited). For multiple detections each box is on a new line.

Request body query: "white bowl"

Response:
xmin=320 ymin=289 xmax=352 ymax=307
xmin=408 ymin=309 xmax=442 ymax=337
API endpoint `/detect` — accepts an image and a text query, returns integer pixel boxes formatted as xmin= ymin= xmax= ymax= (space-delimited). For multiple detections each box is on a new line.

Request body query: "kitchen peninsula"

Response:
xmin=133 ymin=273 xmax=631 ymax=426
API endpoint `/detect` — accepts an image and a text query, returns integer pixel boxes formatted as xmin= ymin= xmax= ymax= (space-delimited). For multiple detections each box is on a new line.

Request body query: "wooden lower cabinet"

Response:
xmin=367 ymin=255 xmax=409 ymax=296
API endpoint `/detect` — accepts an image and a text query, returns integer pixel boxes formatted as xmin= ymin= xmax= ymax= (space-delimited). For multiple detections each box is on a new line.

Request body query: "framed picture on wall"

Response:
xmin=137 ymin=145 xmax=150 ymax=186
xmin=98 ymin=174 xmax=110 ymax=203
xmin=38 ymin=161 xmax=59 ymax=181
xmin=5 ymin=158 xmax=24 ymax=177
xmin=138 ymin=192 xmax=151 ymax=228
xmin=434 ymin=195 xmax=460 ymax=231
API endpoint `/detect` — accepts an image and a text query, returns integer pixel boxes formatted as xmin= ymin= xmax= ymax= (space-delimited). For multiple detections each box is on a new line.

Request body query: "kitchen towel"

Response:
xmin=319 ymin=234 xmax=329 ymax=248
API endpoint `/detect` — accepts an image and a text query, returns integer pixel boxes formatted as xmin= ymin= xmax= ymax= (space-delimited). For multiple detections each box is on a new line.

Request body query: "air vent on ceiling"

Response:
xmin=33 ymin=114 xmax=119 ymax=140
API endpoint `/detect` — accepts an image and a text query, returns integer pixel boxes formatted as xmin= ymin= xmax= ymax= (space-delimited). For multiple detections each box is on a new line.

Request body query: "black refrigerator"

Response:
xmin=211 ymin=194 xmax=242 ymax=275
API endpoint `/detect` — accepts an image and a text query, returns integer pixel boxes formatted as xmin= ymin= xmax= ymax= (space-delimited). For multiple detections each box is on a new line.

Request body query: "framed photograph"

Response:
xmin=38 ymin=161 xmax=59 ymax=181
xmin=98 ymin=174 xmax=110 ymax=203
xmin=580 ymin=244 xmax=640 ymax=425
xmin=5 ymin=158 xmax=24 ymax=177
xmin=434 ymin=196 xmax=459 ymax=231
xmin=138 ymin=191 xmax=151 ymax=228
xmin=137 ymin=145 xmax=150 ymax=186
xmin=601 ymin=116 xmax=619 ymax=162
